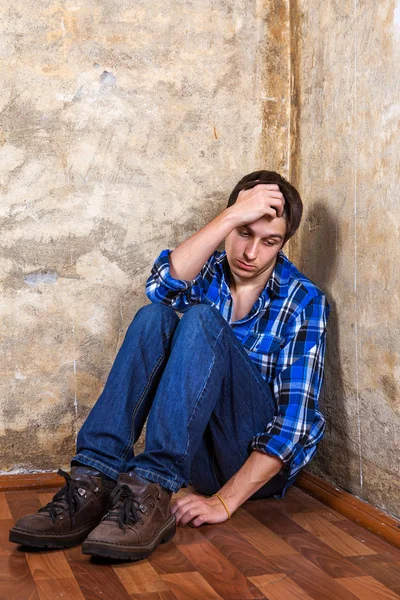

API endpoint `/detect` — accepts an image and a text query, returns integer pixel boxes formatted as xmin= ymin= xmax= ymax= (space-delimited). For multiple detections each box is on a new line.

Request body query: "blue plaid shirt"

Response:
xmin=146 ymin=249 xmax=330 ymax=496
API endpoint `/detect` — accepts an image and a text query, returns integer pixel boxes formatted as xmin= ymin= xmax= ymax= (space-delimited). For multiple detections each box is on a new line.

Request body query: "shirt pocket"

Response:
xmin=245 ymin=332 xmax=284 ymax=355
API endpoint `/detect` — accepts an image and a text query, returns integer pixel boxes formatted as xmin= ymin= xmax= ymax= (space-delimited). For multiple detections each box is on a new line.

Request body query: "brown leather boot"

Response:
xmin=9 ymin=466 xmax=116 ymax=549
xmin=81 ymin=473 xmax=176 ymax=560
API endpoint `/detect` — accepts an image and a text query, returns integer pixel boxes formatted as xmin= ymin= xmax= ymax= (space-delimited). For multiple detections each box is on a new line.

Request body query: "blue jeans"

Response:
xmin=73 ymin=304 xmax=289 ymax=497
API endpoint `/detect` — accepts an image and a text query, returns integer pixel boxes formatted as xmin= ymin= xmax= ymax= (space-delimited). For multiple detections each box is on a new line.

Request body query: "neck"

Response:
xmin=230 ymin=257 xmax=277 ymax=294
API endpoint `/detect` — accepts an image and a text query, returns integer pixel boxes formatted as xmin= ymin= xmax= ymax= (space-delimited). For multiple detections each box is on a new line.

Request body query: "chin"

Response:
xmin=233 ymin=265 xmax=257 ymax=277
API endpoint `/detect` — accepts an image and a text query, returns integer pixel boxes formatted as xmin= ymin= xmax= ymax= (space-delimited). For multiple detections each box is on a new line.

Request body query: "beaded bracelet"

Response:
xmin=212 ymin=493 xmax=231 ymax=518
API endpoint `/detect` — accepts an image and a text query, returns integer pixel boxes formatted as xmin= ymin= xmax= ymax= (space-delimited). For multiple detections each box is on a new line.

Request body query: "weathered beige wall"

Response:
xmin=0 ymin=2 xmax=290 ymax=471
xmin=2 ymin=0 xmax=398 ymax=521
xmin=289 ymin=0 xmax=400 ymax=518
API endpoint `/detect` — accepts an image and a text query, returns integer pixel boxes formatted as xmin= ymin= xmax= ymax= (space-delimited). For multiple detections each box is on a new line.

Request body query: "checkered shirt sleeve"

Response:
xmin=250 ymin=294 xmax=329 ymax=476
xmin=145 ymin=249 xmax=215 ymax=311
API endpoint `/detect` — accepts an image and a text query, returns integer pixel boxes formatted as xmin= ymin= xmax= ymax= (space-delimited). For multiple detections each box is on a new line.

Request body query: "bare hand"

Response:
xmin=228 ymin=183 xmax=285 ymax=226
xmin=171 ymin=492 xmax=230 ymax=527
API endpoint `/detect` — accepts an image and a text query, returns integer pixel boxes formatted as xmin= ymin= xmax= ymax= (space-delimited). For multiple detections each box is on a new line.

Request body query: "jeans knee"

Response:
xmin=128 ymin=303 xmax=179 ymax=333
xmin=136 ymin=303 xmax=176 ymax=317
xmin=180 ymin=303 xmax=223 ymax=326
xmin=182 ymin=303 xmax=215 ymax=316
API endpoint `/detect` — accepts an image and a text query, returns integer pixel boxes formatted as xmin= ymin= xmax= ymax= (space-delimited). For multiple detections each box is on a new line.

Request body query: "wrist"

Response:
xmin=212 ymin=493 xmax=232 ymax=518
xmin=212 ymin=493 xmax=234 ymax=519
xmin=220 ymin=206 xmax=242 ymax=230
xmin=212 ymin=489 xmax=239 ymax=515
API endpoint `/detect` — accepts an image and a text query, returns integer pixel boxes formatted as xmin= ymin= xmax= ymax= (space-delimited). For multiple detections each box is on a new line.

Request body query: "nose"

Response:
xmin=244 ymin=241 xmax=258 ymax=261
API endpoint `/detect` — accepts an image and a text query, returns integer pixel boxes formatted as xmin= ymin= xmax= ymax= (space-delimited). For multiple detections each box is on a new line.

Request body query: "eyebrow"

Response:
xmin=239 ymin=225 xmax=284 ymax=241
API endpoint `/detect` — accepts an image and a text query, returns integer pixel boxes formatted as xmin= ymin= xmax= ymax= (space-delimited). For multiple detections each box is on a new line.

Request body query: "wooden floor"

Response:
xmin=2 ymin=484 xmax=400 ymax=600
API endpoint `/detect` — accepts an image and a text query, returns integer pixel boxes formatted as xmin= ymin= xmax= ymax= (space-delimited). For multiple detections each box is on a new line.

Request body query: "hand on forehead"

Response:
xmin=244 ymin=180 xmax=280 ymax=190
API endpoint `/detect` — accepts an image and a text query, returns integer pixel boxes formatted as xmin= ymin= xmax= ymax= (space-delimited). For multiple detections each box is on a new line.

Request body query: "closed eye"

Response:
xmin=238 ymin=229 xmax=280 ymax=246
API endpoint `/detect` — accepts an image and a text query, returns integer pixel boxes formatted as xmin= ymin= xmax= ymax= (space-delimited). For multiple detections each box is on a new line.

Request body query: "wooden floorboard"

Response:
xmin=2 ymin=485 xmax=400 ymax=600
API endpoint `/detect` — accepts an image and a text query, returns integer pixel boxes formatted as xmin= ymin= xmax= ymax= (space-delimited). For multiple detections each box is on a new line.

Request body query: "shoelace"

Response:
xmin=103 ymin=484 xmax=143 ymax=529
xmin=38 ymin=468 xmax=82 ymax=524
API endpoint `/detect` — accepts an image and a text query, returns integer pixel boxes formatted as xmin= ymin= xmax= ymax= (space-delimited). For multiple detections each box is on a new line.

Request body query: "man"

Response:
xmin=9 ymin=170 xmax=330 ymax=562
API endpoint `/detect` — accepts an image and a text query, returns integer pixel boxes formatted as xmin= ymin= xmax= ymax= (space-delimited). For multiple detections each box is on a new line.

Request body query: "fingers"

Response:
xmin=171 ymin=492 xmax=204 ymax=512
xmin=252 ymin=194 xmax=284 ymax=218
xmin=265 ymin=197 xmax=285 ymax=218
xmin=171 ymin=496 xmax=192 ymax=512
xmin=242 ymin=182 xmax=280 ymax=191
xmin=190 ymin=515 xmax=206 ymax=527
xmin=267 ymin=191 xmax=285 ymax=200
xmin=174 ymin=500 xmax=203 ymax=527
xmin=238 ymin=184 xmax=285 ymax=209
xmin=253 ymin=183 xmax=280 ymax=190
xmin=238 ymin=183 xmax=280 ymax=198
xmin=171 ymin=494 xmax=201 ymax=527
xmin=232 ymin=182 xmax=286 ymax=223
xmin=171 ymin=495 xmax=230 ymax=528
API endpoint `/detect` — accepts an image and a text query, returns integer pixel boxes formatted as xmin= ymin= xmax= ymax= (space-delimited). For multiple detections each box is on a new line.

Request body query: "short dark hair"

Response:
xmin=226 ymin=170 xmax=303 ymax=245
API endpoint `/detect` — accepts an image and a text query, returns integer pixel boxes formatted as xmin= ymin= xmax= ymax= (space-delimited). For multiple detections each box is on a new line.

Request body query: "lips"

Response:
xmin=237 ymin=260 xmax=256 ymax=270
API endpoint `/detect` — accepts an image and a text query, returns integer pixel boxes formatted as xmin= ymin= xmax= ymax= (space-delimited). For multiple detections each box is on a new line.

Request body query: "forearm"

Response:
xmin=169 ymin=207 xmax=239 ymax=281
xmin=215 ymin=450 xmax=284 ymax=514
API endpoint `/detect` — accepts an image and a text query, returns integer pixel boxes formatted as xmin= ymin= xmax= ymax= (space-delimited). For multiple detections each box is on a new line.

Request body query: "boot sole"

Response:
xmin=9 ymin=525 xmax=95 ymax=549
xmin=81 ymin=518 xmax=176 ymax=561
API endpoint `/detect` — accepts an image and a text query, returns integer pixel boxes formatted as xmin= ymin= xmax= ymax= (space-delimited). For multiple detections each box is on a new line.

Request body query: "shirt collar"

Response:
xmin=264 ymin=251 xmax=291 ymax=298
xmin=220 ymin=250 xmax=291 ymax=299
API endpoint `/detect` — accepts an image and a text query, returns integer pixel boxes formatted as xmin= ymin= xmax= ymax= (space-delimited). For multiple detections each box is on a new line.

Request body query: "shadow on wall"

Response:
xmin=293 ymin=201 xmax=352 ymax=489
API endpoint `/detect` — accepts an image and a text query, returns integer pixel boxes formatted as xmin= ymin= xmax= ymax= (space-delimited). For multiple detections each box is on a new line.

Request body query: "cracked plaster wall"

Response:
xmin=0 ymin=2 xmax=290 ymax=472
xmin=289 ymin=0 xmax=400 ymax=518
xmin=2 ymin=0 xmax=398 ymax=521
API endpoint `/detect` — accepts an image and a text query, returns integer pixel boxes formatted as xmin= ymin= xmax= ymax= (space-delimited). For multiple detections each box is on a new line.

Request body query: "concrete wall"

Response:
xmin=0 ymin=2 xmax=290 ymax=471
xmin=289 ymin=0 xmax=400 ymax=518
xmin=1 ymin=0 xmax=398 ymax=521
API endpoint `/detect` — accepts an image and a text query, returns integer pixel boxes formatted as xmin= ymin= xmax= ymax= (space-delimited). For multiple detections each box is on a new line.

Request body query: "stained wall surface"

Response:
xmin=0 ymin=2 xmax=290 ymax=470
xmin=290 ymin=0 xmax=400 ymax=517
xmin=2 ymin=0 xmax=398 ymax=521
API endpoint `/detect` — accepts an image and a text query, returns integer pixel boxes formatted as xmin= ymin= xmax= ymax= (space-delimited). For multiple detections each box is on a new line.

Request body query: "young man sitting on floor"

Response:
xmin=10 ymin=170 xmax=330 ymax=561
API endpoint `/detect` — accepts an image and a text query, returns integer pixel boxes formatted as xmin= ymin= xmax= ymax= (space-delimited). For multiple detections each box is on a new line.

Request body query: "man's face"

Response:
xmin=225 ymin=215 xmax=287 ymax=283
